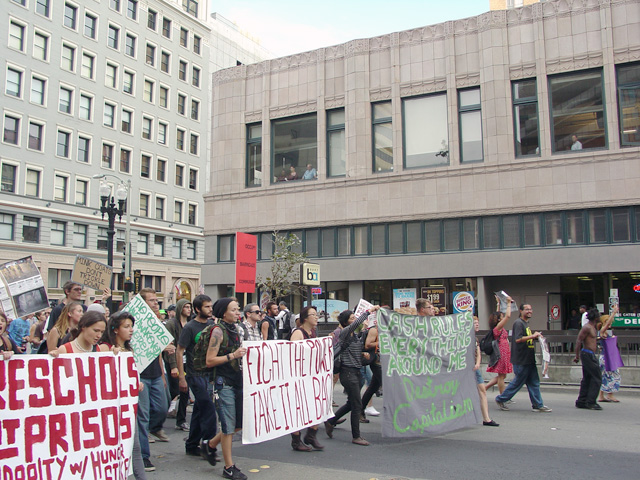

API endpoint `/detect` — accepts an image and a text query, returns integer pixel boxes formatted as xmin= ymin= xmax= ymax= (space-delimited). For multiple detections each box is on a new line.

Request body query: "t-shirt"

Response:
xmin=178 ymin=318 xmax=214 ymax=376
xmin=140 ymin=356 xmax=163 ymax=379
xmin=7 ymin=318 xmax=30 ymax=352
xmin=510 ymin=317 xmax=536 ymax=366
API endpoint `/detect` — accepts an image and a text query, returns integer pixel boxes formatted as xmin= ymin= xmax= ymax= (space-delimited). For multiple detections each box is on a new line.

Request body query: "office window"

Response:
xmin=0 ymin=214 xmax=15 ymax=241
xmin=370 ymin=225 xmax=385 ymax=255
xmin=193 ymin=35 xmax=201 ymax=54
xmin=186 ymin=240 xmax=196 ymax=260
xmin=246 ymin=124 xmax=262 ymax=187
xmin=59 ymin=86 xmax=72 ymax=114
xmin=173 ymin=200 xmax=183 ymax=222
xmin=458 ymin=88 xmax=483 ymax=162
xmin=102 ymin=143 xmax=114 ymax=168
xmin=63 ymin=3 xmax=77 ymax=29
xmin=9 ymin=22 xmax=25 ymax=51
xmin=482 ymin=217 xmax=500 ymax=249
xmin=405 ymin=222 xmax=422 ymax=253
xmin=81 ymin=53 xmax=95 ymax=79
xmin=549 ymin=69 xmax=606 ymax=152
xmin=108 ymin=25 xmax=119 ymax=49
xmin=142 ymin=117 xmax=152 ymax=139
xmin=161 ymin=51 xmax=170 ymax=73
xmin=137 ymin=234 xmax=149 ymax=255
xmin=190 ymin=134 xmax=198 ymax=155
xmin=192 ymin=67 xmax=200 ymax=87
xmin=79 ymin=94 xmax=92 ymax=120
xmin=188 ymin=168 xmax=198 ymax=190
xmin=73 ymin=224 xmax=87 ymax=248
xmin=462 ymin=218 xmax=480 ymax=250
xmin=6 ymin=68 xmax=22 ymax=98
xmin=157 ymin=158 xmax=167 ymax=182
xmin=502 ymin=215 xmax=520 ymax=248
xmin=1 ymin=164 xmax=17 ymax=193
xmin=177 ymin=94 xmax=186 ymax=115
xmin=50 ymin=220 xmax=66 ymax=245
xmin=566 ymin=211 xmax=585 ymax=245
xmin=121 ymin=109 xmax=132 ymax=133
xmin=143 ymin=80 xmax=154 ymax=103
xmin=30 ymin=77 xmax=46 ymax=105
xmin=125 ymin=34 xmax=136 ymax=57
xmin=175 ymin=164 xmax=184 ymax=186
xmin=611 ymin=208 xmax=630 ymax=242
xmin=139 ymin=193 xmax=149 ymax=216
xmin=145 ymin=44 xmax=155 ymax=66
xmin=327 ymin=109 xmax=345 ymax=177
xmin=159 ymin=86 xmax=168 ymax=108
xmin=272 ymin=114 xmax=317 ymax=183
xmin=77 ymin=136 xmax=90 ymax=163
xmin=388 ymin=223 xmax=403 ymax=254
xmin=404 ymin=94 xmax=449 ymax=168
xmin=162 ymin=17 xmax=171 ymax=37
xmin=188 ymin=203 xmax=196 ymax=225
xmin=141 ymin=154 xmax=151 ymax=178
xmin=105 ymin=63 xmax=117 ymax=88
xmin=443 ymin=219 xmax=460 ymax=251
xmin=110 ymin=0 xmax=120 ymax=12
xmin=120 ymin=148 xmax=131 ymax=173
xmin=373 ymin=101 xmax=393 ymax=173
xmin=178 ymin=61 xmax=187 ymax=81
xmin=84 ymin=13 xmax=97 ymax=39
xmin=56 ymin=130 xmax=71 ymax=158
xmin=28 ymin=122 xmax=43 ymax=151
xmin=104 ymin=102 xmax=116 ymax=127
xmin=218 ymin=235 xmax=233 ymax=261
xmin=617 ymin=63 xmax=640 ymax=146
xmin=36 ymin=0 xmax=50 ymax=17
xmin=512 ymin=78 xmax=539 ymax=157
xmin=183 ymin=0 xmax=198 ymax=16
xmin=3 ymin=115 xmax=20 ymax=145
xmin=61 ymin=44 xmax=75 ymax=71
xmin=76 ymin=179 xmax=88 ymax=205
xmin=158 ymin=122 xmax=167 ymax=145
xmin=545 ymin=213 xmax=563 ymax=246
xmin=425 ymin=221 xmax=441 ymax=252
xmin=33 ymin=32 xmax=49 ymax=61
xmin=25 ymin=169 xmax=40 ymax=196
xmin=123 ymin=71 xmax=134 ymax=94
xmin=191 ymin=99 xmax=199 ymax=120
xmin=172 ymin=238 xmax=182 ymax=259
xmin=588 ymin=210 xmax=607 ymax=243
xmin=154 ymin=235 xmax=164 ymax=256
xmin=22 ymin=217 xmax=40 ymax=243
xmin=523 ymin=214 xmax=542 ymax=247
xmin=147 ymin=10 xmax=157 ymax=30
xmin=155 ymin=197 xmax=165 ymax=220
xmin=126 ymin=0 xmax=137 ymax=20
xmin=180 ymin=27 xmax=188 ymax=47
xmin=176 ymin=128 xmax=185 ymax=150
xmin=54 ymin=175 xmax=67 ymax=202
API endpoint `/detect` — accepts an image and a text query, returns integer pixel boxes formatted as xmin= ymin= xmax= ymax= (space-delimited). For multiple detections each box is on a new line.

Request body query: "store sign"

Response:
xmin=453 ymin=291 xmax=474 ymax=314
xmin=300 ymin=263 xmax=320 ymax=286
xmin=421 ymin=287 xmax=446 ymax=314
xmin=235 ymin=232 xmax=257 ymax=293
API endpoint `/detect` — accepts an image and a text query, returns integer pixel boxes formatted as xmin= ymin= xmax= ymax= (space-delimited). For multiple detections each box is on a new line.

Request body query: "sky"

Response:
xmin=211 ymin=1 xmax=491 ymax=57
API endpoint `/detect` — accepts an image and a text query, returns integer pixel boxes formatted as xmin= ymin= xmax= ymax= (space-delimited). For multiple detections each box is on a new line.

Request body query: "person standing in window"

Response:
xmin=571 ymin=135 xmax=583 ymax=150
xmin=302 ymin=164 xmax=317 ymax=180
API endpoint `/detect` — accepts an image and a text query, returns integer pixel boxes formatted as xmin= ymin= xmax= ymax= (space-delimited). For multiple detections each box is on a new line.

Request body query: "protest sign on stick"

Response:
xmin=0 ymin=256 xmax=48 ymax=318
xmin=124 ymin=294 xmax=173 ymax=371
xmin=242 ymin=337 xmax=334 ymax=444
xmin=71 ymin=255 xmax=113 ymax=292
xmin=0 ymin=352 xmax=139 ymax=480
xmin=378 ymin=309 xmax=482 ymax=437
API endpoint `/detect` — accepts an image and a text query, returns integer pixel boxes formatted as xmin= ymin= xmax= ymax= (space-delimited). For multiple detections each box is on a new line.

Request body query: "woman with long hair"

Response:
xmin=485 ymin=297 xmax=514 ymax=394
xmin=46 ymin=301 xmax=83 ymax=353
xmin=50 ymin=311 xmax=109 ymax=355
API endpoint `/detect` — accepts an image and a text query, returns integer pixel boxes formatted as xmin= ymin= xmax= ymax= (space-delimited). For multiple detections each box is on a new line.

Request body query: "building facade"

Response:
xmin=1 ymin=0 xmax=267 ymax=308
xmin=204 ymin=0 xmax=640 ymax=329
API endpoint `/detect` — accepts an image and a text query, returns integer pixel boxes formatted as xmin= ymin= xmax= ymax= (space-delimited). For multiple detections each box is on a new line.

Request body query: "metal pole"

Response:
xmin=106 ymin=197 xmax=116 ymax=314
xmin=123 ymin=179 xmax=132 ymax=304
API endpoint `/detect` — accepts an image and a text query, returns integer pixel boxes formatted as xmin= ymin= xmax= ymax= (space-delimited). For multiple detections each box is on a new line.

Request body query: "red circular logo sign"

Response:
xmin=551 ymin=305 xmax=560 ymax=320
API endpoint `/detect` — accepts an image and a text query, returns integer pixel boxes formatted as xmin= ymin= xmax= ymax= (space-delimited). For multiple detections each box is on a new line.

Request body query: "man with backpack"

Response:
xmin=261 ymin=302 xmax=278 ymax=340
xmin=275 ymin=301 xmax=293 ymax=339
xmin=176 ymin=294 xmax=218 ymax=462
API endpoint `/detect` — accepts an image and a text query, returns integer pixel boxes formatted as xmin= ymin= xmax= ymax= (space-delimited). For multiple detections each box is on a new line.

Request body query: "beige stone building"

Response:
xmin=204 ymin=0 xmax=640 ymax=329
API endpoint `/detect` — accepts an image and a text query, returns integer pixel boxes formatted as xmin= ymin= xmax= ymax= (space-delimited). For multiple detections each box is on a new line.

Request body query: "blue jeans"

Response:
xmin=186 ymin=375 xmax=218 ymax=450
xmin=138 ymin=376 xmax=168 ymax=460
xmin=495 ymin=363 xmax=544 ymax=409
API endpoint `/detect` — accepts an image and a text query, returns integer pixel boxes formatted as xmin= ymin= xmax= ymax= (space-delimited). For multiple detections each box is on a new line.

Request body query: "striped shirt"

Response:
xmin=338 ymin=310 xmax=370 ymax=369
xmin=242 ymin=320 xmax=263 ymax=342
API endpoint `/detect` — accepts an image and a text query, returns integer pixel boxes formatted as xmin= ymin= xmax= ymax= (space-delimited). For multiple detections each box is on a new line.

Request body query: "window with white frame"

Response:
xmin=73 ymin=223 xmax=87 ymax=248
xmin=3 ymin=115 xmax=20 ymax=145
xmin=28 ymin=122 xmax=44 ymax=151
xmin=33 ymin=32 xmax=49 ymax=61
xmin=63 ymin=3 xmax=77 ymax=30
xmin=79 ymin=94 xmax=92 ymax=120
xmin=9 ymin=21 xmax=25 ymax=51
xmin=54 ymin=174 xmax=68 ymax=202
xmin=6 ymin=68 xmax=22 ymax=98
xmin=25 ymin=169 xmax=40 ymax=196
xmin=56 ymin=130 xmax=71 ymax=158
xmin=30 ymin=76 xmax=46 ymax=105
xmin=77 ymin=136 xmax=90 ymax=163
xmin=104 ymin=102 xmax=116 ymax=127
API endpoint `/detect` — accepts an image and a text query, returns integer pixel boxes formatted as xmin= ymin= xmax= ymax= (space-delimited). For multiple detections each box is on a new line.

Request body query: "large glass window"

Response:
xmin=0 ymin=214 xmax=15 ymax=240
xmin=503 ymin=215 xmax=520 ymax=248
xmin=443 ymin=219 xmax=460 ymax=251
xmin=371 ymin=225 xmax=386 ymax=255
xmin=462 ymin=218 xmax=479 ymax=249
xmin=403 ymin=93 xmax=449 ymax=168
xmin=425 ymin=221 xmax=441 ymax=252
xmin=611 ymin=208 xmax=630 ymax=242
xmin=566 ymin=211 xmax=585 ymax=245
xmin=321 ymin=228 xmax=335 ymax=257
xmin=512 ymin=79 xmax=540 ymax=156
xmin=271 ymin=114 xmax=317 ymax=184
xmin=483 ymin=217 xmax=500 ymax=249
xmin=523 ymin=214 xmax=542 ymax=247
xmin=549 ymin=69 xmax=606 ymax=152
xmin=246 ymin=124 xmax=262 ymax=187
xmin=1 ymin=164 xmax=17 ymax=192
xmin=458 ymin=88 xmax=483 ymax=162
xmin=616 ymin=63 xmax=640 ymax=146
xmin=373 ymin=102 xmax=393 ymax=173
xmin=23 ymin=216 xmax=40 ymax=243
xmin=406 ymin=222 xmax=422 ymax=253
xmin=327 ymin=108 xmax=345 ymax=176
xmin=588 ymin=209 xmax=607 ymax=243
xmin=545 ymin=212 xmax=563 ymax=246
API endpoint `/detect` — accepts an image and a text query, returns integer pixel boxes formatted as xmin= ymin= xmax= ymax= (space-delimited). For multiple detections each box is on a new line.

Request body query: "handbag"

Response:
xmin=488 ymin=339 xmax=501 ymax=368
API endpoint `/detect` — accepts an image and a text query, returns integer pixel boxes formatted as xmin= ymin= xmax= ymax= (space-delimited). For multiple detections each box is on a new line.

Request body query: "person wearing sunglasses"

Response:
xmin=242 ymin=304 xmax=263 ymax=342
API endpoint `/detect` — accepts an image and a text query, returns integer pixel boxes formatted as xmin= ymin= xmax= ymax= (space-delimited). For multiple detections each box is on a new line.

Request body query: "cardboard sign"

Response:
xmin=124 ymin=294 xmax=173 ymax=372
xmin=242 ymin=337 xmax=334 ymax=444
xmin=235 ymin=232 xmax=257 ymax=293
xmin=0 ymin=352 xmax=139 ymax=479
xmin=0 ymin=256 xmax=48 ymax=318
xmin=71 ymin=255 xmax=113 ymax=291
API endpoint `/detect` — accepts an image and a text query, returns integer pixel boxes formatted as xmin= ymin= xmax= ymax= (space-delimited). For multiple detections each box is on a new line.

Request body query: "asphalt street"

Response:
xmin=146 ymin=385 xmax=639 ymax=480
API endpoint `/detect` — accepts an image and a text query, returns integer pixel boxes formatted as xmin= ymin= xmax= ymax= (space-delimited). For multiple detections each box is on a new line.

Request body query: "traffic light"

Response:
xmin=124 ymin=277 xmax=134 ymax=292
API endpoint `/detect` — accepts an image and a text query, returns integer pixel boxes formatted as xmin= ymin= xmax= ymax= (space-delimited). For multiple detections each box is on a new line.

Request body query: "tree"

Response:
xmin=257 ymin=231 xmax=307 ymax=302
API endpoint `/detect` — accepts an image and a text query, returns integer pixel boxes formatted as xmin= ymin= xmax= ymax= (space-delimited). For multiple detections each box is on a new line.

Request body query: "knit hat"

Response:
xmin=212 ymin=298 xmax=233 ymax=319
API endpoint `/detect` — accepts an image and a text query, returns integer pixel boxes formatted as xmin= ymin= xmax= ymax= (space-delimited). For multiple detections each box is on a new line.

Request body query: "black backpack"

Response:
xmin=479 ymin=330 xmax=495 ymax=355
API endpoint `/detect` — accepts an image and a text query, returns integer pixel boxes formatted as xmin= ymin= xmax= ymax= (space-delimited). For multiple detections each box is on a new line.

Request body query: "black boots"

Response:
xmin=303 ymin=428 xmax=324 ymax=450
xmin=290 ymin=433 xmax=312 ymax=452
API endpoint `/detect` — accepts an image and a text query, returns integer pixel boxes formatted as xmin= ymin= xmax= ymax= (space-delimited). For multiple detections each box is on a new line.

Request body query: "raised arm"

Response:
xmin=494 ymin=297 xmax=513 ymax=332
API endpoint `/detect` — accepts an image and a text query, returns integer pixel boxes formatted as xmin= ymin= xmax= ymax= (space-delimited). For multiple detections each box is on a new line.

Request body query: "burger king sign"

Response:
xmin=453 ymin=291 xmax=475 ymax=314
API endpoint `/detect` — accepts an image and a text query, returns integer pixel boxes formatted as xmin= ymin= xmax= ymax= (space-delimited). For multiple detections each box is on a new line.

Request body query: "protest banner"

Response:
xmin=71 ymin=256 xmax=113 ymax=292
xmin=242 ymin=337 xmax=334 ymax=444
xmin=377 ymin=309 xmax=482 ymax=437
xmin=0 ymin=352 xmax=139 ymax=480
xmin=124 ymin=294 xmax=173 ymax=372
xmin=235 ymin=232 xmax=257 ymax=293
xmin=0 ymin=256 xmax=48 ymax=318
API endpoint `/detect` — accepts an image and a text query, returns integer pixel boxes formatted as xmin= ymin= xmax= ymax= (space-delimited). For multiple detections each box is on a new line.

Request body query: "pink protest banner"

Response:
xmin=0 ymin=352 xmax=139 ymax=479
xmin=242 ymin=337 xmax=334 ymax=444
xmin=235 ymin=232 xmax=257 ymax=293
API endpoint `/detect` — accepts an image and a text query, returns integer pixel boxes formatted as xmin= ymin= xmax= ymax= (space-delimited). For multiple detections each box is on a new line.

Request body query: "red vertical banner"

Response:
xmin=235 ymin=232 xmax=257 ymax=293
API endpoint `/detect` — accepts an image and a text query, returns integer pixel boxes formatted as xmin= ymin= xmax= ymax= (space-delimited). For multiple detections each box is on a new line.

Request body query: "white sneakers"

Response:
xmin=364 ymin=406 xmax=380 ymax=417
